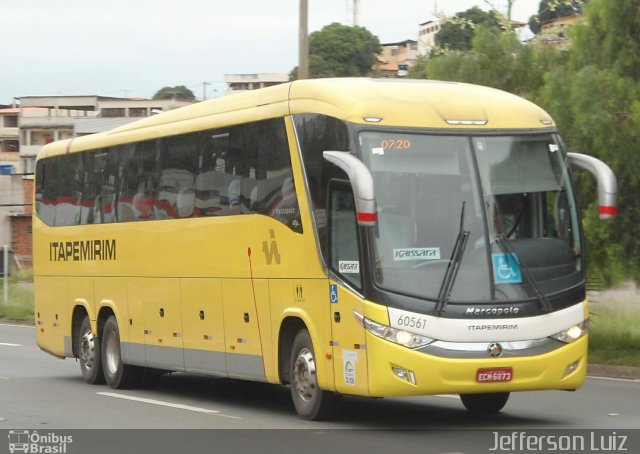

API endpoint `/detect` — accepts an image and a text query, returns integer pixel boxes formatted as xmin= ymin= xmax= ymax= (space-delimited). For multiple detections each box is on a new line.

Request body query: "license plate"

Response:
xmin=476 ymin=367 xmax=513 ymax=383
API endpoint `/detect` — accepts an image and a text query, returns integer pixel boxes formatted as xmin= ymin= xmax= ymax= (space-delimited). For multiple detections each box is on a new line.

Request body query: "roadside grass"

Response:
xmin=589 ymin=305 xmax=640 ymax=367
xmin=0 ymin=268 xmax=34 ymax=322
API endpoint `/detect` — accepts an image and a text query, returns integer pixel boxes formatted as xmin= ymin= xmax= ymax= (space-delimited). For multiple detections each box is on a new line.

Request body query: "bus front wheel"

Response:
xmin=101 ymin=315 xmax=143 ymax=388
xmin=289 ymin=329 xmax=336 ymax=420
xmin=459 ymin=392 xmax=510 ymax=414
xmin=78 ymin=315 xmax=105 ymax=385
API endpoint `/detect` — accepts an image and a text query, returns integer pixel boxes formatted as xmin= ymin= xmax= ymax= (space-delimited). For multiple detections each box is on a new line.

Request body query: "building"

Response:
xmin=418 ymin=19 xmax=441 ymax=56
xmin=533 ymin=14 xmax=582 ymax=49
xmin=1 ymin=95 xmax=194 ymax=269
xmin=0 ymin=107 xmax=24 ymax=265
xmin=0 ymin=107 xmax=19 ymax=155
xmin=417 ymin=17 xmax=528 ymax=57
xmin=224 ymin=73 xmax=289 ymax=93
xmin=373 ymin=40 xmax=419 ymax=77
xmin=19 ymin=96 xmax=193 ymax=170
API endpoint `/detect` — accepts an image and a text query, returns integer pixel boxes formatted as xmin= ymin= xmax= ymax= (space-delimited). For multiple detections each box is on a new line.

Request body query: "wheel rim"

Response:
xmin=104 ymin=327 xmax=119 ymax=376
xmin=80 ymin=329 xmax=96 ymax=371
xmin=293 ymin=348 xmax=317 ymax=402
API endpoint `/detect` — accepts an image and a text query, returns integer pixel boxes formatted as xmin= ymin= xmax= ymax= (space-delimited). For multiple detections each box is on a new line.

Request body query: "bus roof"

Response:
xmin=37 ymin=78 xmax=555 ymax=159
xmin=288 ymin=78 xmax=553 ymax=129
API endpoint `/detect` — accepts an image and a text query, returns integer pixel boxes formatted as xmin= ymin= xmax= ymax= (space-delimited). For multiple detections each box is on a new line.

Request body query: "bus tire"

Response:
xmin=101 ymin=315 xmax=143 ymax=389
xmin=78 ymin=315 xmax=105 ymax=385
xmin=459 ymin=392 xmax=510 ymax=414
xmin=289 ymin=329 xmax=336 ymax=420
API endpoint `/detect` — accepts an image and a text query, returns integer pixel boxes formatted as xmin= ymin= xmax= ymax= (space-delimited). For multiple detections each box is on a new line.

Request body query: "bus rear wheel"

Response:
xmin=78 ymin=315 xmax=105 ymax=385
xmin=459 ymin=392 xmax=510 ymax=414
xmin=289 ymin=329 xmax=336 ymax=420
xmin=101 ymin=315 xmax=144 ymax=389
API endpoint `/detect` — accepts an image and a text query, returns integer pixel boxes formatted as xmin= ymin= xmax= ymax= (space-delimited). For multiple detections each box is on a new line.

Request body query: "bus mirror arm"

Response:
xmin=567 ymin=153 xmax=618 ymax=221
xmin=323 ymin=151 xmax=377 ymax=226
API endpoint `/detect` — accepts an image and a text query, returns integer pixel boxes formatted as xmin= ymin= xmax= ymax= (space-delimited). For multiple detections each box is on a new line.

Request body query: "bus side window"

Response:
xmin=118 ymin=141 xmax=157 ymax=221
xmin=81 ymin=151 xmax=98 ymax=225
xmin=157 ymin=134 xmax=197 ymax=219
xmin=116 ymin=144 xmax=137 ymax=222
xmin=94 ymin=148 xmax=119 ymax=224
xmin=196 ymin=127 xmax=243 ymax=215
xmin=39 ymin=153 xmax=83 ymax=227
xmin=35 ymin=158 xmax=56 ymax=226
xmin=246 ymin=118 xmax=302 ymax=232
xmin=328 ymin=180 xmax=361 ymax=289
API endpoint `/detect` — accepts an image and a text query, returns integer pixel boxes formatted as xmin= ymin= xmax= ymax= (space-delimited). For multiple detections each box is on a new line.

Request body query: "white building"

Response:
xmin=418 ymin=19 xmax=442 ymax=56
xmin=224 ymin=73 xmax=289 ymax=94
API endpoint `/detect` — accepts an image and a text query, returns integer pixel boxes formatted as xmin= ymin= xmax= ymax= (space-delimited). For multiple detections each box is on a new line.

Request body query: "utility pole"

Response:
xmin=353 ymin=0 xmax=359 ymax=26
xmin=202 ymin=82 xmax=211 ymax=100
xmin=3 ymin=245 xmax=8 ymax=305
xmin=506 ymin=0 xmax=515 ymax=22
xmin=298 ymin=0 xmax=309 ymax=80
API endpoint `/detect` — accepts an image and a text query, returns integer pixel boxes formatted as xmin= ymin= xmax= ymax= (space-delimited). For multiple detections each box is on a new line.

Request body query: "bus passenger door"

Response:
xmin=328 ymin=181 xmax=369 ymax=396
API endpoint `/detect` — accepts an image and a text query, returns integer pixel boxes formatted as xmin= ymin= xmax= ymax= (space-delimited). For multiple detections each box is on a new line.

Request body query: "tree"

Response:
xmin=411 ymin=25 xmax=548 ymax=98
xmin=152 ymin=85 xmax=195 ymax=100
xmin=435 ymin=6 xmax=501 ymax=52
xmin=537 ymin=0 xmax=640 ymax=282
xmin=410 ymin=0 xmax=640 ymax=283
xmin=292 ymin=22 xmax=381 ymax=78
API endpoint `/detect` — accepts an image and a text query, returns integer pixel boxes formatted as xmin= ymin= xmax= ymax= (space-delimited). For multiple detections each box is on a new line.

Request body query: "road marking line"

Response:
xmin=588 ymin=375 xmax=640 ymax=383
xmin=0 ymin=323 xmax=34 ymax=329
xmin=0 ymin=377 xmax=8 ymax=380
xmin=0 ymin=342 xmax=21 ymax=347
xmin=98 ymin=392 xmax=229 ymax=415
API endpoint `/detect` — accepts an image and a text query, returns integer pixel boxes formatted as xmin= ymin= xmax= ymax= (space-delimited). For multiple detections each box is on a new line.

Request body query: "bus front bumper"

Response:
xmin=366 ymin=332 xmax=588 ymax=397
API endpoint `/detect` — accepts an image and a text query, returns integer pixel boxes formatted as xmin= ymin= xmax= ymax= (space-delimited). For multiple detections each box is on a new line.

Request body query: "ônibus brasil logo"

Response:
xmin=8 ymin=430 xmax=73 ymax=454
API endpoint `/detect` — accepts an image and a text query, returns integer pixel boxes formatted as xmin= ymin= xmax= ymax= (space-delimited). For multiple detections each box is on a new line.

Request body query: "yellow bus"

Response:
xmin=34 ymin=78 xmax=617 ymax=420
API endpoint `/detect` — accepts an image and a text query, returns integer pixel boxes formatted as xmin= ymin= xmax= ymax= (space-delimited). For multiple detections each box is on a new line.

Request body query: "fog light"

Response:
xmin=393 ymin=367 xmax=407 ymax=380
xmin=563 ymin=360 xmax=580 ymax=378
xmin=392 ymin=367 xmax=417 ymax=385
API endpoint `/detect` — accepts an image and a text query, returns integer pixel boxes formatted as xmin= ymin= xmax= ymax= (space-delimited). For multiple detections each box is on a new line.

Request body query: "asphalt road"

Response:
xmin=1 ymin=323 xmax=639 ymax=454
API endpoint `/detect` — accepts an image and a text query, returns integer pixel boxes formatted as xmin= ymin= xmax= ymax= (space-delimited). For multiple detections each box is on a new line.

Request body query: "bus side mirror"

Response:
xmin=568 ymin=153 xmax=618 ymax=221
xmin=323 ymin=151 xmax=377 ymax=226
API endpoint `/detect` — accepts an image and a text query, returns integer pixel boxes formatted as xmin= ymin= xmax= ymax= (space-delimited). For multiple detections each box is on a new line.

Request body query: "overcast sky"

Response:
xmin=1 ymin=0 xmax=541 ymax=104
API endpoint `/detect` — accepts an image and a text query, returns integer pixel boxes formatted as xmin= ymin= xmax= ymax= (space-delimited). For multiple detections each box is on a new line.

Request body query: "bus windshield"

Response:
xmin=358 ymin=132 xmax=582 ymax=303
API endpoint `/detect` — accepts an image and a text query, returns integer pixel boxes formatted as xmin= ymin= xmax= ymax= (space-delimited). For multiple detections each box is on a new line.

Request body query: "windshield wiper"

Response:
xmin=434 ymin=202 xmax=470 ymax=315
xmin=494 ymin=235 xmax=553 ymax=312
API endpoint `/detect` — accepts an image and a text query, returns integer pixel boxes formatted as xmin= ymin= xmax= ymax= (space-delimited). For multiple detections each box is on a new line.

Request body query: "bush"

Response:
xmin=0 ymin=269 xmax=34 ymax=321
xmin=589 ymin=305 xmax=640 ymax=366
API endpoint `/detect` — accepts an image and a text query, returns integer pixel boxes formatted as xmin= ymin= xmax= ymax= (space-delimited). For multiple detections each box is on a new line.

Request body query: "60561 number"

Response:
xmin=396 ymin=315 xmax=427 ymax=330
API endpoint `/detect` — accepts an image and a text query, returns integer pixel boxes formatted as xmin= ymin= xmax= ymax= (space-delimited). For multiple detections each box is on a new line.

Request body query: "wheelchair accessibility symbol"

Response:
xmin=330 ymin=284 xmax=338 ymax=304
xmin=492 ymin=253 xmax=522 ymax=284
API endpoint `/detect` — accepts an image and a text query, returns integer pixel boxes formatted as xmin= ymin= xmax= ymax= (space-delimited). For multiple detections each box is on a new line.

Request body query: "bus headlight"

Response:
xmin=355 ymin=312 xmax=433 ymax=349
xmin=550 ymin=320 xmax=588 ymax=343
